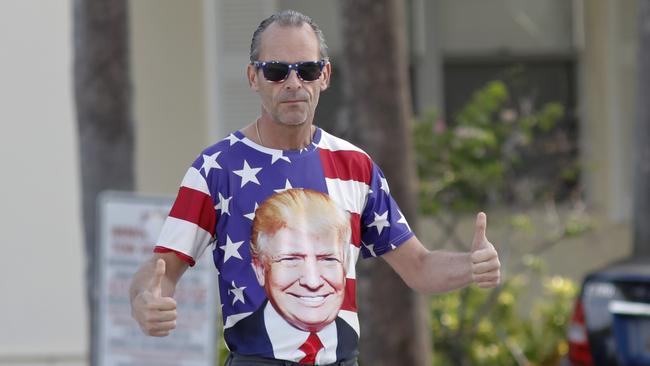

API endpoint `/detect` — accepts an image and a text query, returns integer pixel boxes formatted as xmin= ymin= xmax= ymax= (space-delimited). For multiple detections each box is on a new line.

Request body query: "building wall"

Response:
xmin=130 ymin=0 xmax=210 ymax=196
xmin=0 ymin=0 xmax=87 ymax=364
xmin=211 ymin=0 xmax=277 ymax=137
xmin=0 ymin=1 xmax=214 ymax=364
xmin=439 ymin=0 xmax=574 ymax=55
xmin=580 ymin=0 xmax=637 ymax=222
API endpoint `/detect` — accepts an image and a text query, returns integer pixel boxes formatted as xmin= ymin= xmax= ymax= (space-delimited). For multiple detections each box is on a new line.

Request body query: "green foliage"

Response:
xmin=414 ymin=80 xmax=566 ymax=215
xmin=218 ymin=320 xmax=229 ymax=363
xmin=509 ymin=214 xmax=535 ymax=234
xmin=430 ymin=263 xmax=578 ymax=366
xmin=414 ymin=80 xmax=584 ymax=365
xmin=564 ymin=211 xmax=593 ymax=237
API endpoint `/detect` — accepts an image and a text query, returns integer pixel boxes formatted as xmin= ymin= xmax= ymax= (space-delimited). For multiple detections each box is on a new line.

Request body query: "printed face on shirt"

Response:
xmin=246 ymin=22 xmax=330 ymax=127
xmin=253 ymin=225 xmax=346 ymax=332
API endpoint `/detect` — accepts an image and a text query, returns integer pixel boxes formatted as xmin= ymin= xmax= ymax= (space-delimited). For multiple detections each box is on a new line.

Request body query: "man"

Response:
xmin=225 ymin=188 xmax=357 ymax=364
xmin=130 ymin=9 xmax=500 ymax=366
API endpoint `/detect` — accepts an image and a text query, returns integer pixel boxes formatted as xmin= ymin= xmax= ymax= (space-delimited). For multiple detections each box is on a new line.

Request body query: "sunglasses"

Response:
xmin=251 ymin=60 xmax=327 ymax=83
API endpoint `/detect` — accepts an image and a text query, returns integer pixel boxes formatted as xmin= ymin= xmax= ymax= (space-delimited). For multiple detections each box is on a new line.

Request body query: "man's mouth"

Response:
xmin=290 ymin=293 xmax=330 ymax=304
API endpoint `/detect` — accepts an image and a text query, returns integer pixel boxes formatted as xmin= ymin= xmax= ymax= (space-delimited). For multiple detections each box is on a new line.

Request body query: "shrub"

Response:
xmin=415 ymin=80 xmax=587 ymax=365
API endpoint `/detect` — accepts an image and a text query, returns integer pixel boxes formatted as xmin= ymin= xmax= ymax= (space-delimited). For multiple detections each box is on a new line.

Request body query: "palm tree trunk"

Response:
xmin=340 ymin=0 xmax=432 ymax=364
xmin=73 ymin=0 xmax=134 ymax=361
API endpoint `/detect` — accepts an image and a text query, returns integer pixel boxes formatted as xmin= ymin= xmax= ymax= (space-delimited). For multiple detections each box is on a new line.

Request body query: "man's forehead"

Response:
xmin=265 ymin=228 xmax=343 ymax=252
xmin=257 ymin=22 xmax=320 ymax=61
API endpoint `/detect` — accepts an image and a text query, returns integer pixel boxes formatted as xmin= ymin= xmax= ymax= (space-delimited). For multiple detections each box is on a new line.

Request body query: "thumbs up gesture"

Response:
xmin=470 ymin=212 xmax=501 ymax=288
xmin=131 ymin=259 xmax=178 ymax=336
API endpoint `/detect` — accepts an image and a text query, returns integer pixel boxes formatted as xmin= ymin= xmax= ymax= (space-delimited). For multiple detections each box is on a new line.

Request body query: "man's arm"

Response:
xmin=382 ymin=212 xmax=500 ymax=294
xmin=129 ymin=251 xmax=189 ymax=336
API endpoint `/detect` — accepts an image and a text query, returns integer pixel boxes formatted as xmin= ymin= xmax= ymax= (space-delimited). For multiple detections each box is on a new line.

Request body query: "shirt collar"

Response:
xmin=263 ymin=302 xmax=338 ymax=364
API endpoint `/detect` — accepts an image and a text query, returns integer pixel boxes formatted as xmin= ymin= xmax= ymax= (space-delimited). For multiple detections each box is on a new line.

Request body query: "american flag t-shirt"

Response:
xmin=154 ymin=128 xmax=414 ymax=362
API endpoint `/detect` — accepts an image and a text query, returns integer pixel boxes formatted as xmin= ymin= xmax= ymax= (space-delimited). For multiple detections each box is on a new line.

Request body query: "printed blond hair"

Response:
xmin=250 ymin=188 xmax=351 ymax=261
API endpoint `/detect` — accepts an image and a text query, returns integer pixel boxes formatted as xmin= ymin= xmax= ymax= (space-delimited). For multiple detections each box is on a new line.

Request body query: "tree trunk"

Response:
xmin=634 ymin=0 xmax=650 ymax=257
xmin=340 ymin=0 xmax=432 ymax=365
xmin=73 ymin=0 xmax=134 ymax=360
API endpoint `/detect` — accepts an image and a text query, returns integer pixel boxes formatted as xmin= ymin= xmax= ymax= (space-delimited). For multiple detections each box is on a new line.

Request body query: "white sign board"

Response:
xmin=95 ymin=191 xmax=218 ymax=366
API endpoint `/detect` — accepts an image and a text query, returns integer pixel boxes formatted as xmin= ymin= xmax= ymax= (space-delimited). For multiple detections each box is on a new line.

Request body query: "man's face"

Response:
xmin=253 ymin=226 xmax=346 ymax=332
xmin=247 ymin=23 xmax=331 ymax=126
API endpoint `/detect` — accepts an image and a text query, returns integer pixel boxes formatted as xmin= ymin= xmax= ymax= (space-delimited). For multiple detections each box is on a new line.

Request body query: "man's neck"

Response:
xmin=252 ymin=117 xmax=315 ymax=150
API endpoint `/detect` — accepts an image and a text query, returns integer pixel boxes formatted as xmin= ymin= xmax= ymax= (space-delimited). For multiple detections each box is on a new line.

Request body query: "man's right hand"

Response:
xmin=131 ymin=258 xmax=178 ymax=337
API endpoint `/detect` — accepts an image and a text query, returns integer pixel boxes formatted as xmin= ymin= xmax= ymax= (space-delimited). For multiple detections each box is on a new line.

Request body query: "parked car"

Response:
xmin=567 ymin=256 xmax=650 ymax=366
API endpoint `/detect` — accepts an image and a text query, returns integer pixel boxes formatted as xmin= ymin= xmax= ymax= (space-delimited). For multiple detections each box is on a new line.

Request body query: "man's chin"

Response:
xmin=278 ymin=118 xmax=308 ymax=126
xmin=277 ymin=304 xmax=338 ymax=332
xmin=288 ymin=316 xmax=337 ymax=333
xmin=275 ymin=111 xmax=310 ymax=126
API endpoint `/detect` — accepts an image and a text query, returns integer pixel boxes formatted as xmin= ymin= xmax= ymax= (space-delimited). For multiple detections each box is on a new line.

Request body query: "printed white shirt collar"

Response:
xmin=263 ymin=302 xmax=338 ymax=364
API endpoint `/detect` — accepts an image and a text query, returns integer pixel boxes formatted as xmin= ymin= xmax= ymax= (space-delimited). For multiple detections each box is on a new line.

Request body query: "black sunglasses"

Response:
xmin=251 ymin=60 xmax=327 ymax=83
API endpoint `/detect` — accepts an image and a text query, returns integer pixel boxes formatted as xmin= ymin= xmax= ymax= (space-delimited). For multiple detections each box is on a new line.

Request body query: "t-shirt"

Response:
xmin=154 ymin=127 xmax=413 ymax=363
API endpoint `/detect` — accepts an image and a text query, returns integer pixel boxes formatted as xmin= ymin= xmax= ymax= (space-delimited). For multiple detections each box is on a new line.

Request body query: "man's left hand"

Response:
xmin=470 ymin=212 xmax=501 ymax=288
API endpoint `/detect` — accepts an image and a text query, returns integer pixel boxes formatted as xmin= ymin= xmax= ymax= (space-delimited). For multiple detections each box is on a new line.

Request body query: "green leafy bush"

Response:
xmin=430 ymin=260 xmax=577 ymax=366
xmin=414 ymin=80 xmax=586 ymax=365
xmin=414 ymin=80 xmax=569 ymax=215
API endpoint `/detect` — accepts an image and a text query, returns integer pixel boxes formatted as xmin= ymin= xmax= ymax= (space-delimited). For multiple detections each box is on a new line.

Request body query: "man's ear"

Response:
xmin=247 ymin=63 xmax=259 ymax=91
xmin=320 ymin=62 xmax=332 ymax=92
xmin=251 ymin=257 xmax=266 ymax=286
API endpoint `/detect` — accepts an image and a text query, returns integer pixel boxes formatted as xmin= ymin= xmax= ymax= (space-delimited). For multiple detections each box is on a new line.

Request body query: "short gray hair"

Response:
xmin=249 ymin=9 xmax=329 ymax=62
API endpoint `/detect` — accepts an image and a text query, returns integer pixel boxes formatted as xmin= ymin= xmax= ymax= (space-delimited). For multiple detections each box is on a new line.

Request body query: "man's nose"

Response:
xmin=283 ymin=68 xmax=302 ymax=89
xmin=299 ymin=260 xmax=324 ymax=289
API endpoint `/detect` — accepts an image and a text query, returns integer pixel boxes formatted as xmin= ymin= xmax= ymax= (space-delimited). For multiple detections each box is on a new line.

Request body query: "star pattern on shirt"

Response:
xmin=380 ymin=177 xmax=390 ymax=194
xmin=397 ymin=210 xmax=411 ymax=231
xmin=229 ymin=281 xmax=247 ymax=306
xmin=363 ymin=243 xmax=377 ymax=257
xmin=200 ymin=151 xmax=222 ymax=176
xmin=368 ymin=211 xmax=390 ymax=235
xmin=215 ymin=192 xmax=232 ymax=216
xmin=274 ymin=179 xmax=293 ymax=193
xmin=233 ymin=160 xmax=262 ymax=187
xmin=224 ymin=133 xmax=240 ymax=146
xmin=164 ymin=131 xmax=419 ymax=355
xmin=244 ymin=202 xmax=259 ymax=220
xmin=269 ymin=149 xmax=291 ymax=164
xmin=220 ymin=235 xmax=244 ymax=263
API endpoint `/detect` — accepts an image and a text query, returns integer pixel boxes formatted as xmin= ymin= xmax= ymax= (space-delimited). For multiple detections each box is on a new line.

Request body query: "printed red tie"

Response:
xmin=298 ymin=332 xmax=324 ymax=364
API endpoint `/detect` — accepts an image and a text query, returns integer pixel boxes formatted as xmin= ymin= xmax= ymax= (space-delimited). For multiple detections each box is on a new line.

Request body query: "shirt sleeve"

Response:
xmin=154 ymin=157 xmax=217 ymax=266
xmin=359 ymin=163 xmax=414 ymax=258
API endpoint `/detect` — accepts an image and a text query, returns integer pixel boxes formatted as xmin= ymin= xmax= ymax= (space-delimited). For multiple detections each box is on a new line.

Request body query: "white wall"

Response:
xmin=211 ymin=0 xmax=277 ymax=138
xmin=0 ymin=1 xmax=221 ymax=364
xmin=0 ymin=1 xmax=87 ymax=364
xmin=130 ymin=0 xmax=211 ymax=196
